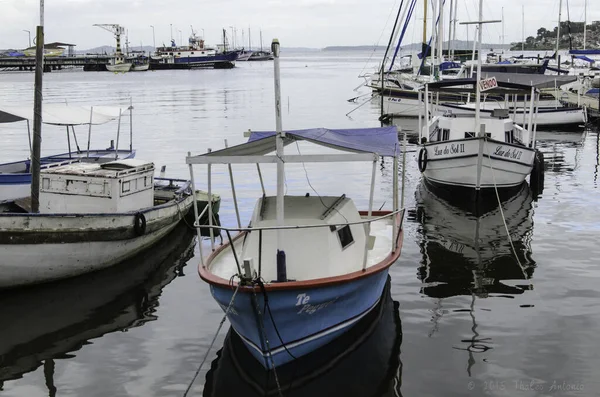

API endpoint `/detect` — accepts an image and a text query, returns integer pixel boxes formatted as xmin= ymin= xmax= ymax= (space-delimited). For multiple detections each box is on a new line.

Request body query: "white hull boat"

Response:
xmin=435 ymin=102 xmax=587 ymax=127
xmin=106 ymin=63 xmax=132 ymax=73
xmin=418 ymin=78 xmax=543 ymax=190
xmin=0 ymin=159 xmax=218 ymax=289
xmin=131 ymin=63 xmax=149 ymax=71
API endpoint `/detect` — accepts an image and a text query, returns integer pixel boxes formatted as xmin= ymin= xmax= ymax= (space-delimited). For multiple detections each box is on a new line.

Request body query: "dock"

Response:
xmin=0 ymin=55 xmax=112 ymax=72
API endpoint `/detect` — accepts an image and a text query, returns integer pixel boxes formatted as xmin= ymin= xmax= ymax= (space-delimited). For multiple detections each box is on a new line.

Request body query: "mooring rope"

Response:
xmin=483 ymin=139 xmax=528 ymax=279
xmin=251 ymin=287 xmax=284 ymax=397
xmin=182 ymin=282 xmax=241 ymax=397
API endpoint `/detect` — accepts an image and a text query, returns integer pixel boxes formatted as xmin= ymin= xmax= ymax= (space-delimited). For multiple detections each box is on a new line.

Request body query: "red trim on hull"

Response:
xmin=198 ymin=210 xmax=403 ymax=292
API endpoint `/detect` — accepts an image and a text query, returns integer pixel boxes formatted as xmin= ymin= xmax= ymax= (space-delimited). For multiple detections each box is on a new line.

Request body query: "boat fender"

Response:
xmin=134 ymin=212 xmax=147 ymax=236
xmin=418 ymin=148 xmax=428 ymax=172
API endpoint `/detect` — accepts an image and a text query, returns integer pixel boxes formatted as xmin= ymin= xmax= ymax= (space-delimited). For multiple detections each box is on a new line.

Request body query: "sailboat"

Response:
xmin=186 ymin=39 xmax=405 ymax=370
xmin=417 ymin=1 xmax=544 ymax=191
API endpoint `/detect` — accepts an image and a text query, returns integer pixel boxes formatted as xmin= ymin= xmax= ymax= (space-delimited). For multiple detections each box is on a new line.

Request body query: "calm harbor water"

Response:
xmin=1 ymin=50 xmax=599 ymax=396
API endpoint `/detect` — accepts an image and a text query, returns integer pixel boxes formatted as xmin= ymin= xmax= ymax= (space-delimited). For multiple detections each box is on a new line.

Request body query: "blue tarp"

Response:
xmin=569 ymin=49 xmax=600 ymax=55
xmin=497 ymin=60 xmax=512 ymax=64
xmin=440 ymin=61 xmax=461 ymax=70
xmin=204 ymin=127 xmax=400 ymax=158
xmin=575 ymin=55 xmax=595 ymax=63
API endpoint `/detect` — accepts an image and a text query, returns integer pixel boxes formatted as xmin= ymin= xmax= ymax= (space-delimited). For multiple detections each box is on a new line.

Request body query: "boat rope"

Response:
xmin=250 ymin=287 xmax=284 ymax=397
xmin=483 ymin=140 xmax=529 ymax=281
xmin=294 ymin=141 xmax=349 ymax=224
xmin=182 ymin=282 xmax=241 ymax=397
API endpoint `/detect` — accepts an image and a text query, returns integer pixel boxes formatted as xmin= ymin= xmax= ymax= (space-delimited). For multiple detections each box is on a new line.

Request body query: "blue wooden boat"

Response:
xmin=186 ymin=39 xmax=406 ymax=370
xmin=0 ymin=104 xmax=136 ymax=201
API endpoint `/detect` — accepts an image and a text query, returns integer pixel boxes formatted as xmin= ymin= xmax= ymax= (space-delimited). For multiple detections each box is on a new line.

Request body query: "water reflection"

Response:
xmin=0 ymin=223 xmax=196 ymax=387
xmin=414 ymin=181 xmax=536 ymax=298
xmin=203 ymin=277 xmax=403 ymax=397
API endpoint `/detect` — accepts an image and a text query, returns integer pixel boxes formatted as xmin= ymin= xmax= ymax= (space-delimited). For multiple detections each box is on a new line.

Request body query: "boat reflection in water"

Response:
xmin=203 ymin=277 xmax=403 ymax=397
xmin=0 ymin=222 xmax=196 ymax=385
xmin=415 ymin=180 xmax=536 ymax=299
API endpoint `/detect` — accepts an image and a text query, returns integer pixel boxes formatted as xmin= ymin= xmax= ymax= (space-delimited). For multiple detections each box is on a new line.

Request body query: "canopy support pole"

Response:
xmin=71 ymin=126 xmax=81 ymax=152
xmin=66 ymin=126 xmax=72 ymax=158
xmin=129 ymin=98 xmax=133 ymax=153
xmin=86 ymin=106 xmax=93 ymax=158
xmin=225 ymin=139 xmax=241 ymax=228
xmin=27 ymin=119 xmax=32 ymax=153
xmin=256 ymin=164 xmax=266 ymax=196
xmin=115 ymin=108 xmax=122 ymax=160
xmin=418 ymin=90 xmax=423 ymax=142
xmin=187 ymin=151 xmax=204 ymax=266
xmin=207 ymin=149 xmax=215 ymax=251
xmin=362 ymin=157 xmax=378 ymax=270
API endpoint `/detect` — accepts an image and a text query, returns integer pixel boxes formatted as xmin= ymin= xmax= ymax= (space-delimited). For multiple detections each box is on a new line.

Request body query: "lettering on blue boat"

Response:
xmin=296 ymin=294 xmax=338 ymax=315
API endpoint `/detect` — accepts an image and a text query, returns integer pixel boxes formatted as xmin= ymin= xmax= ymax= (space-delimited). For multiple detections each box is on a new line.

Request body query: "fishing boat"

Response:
xmin=203 ymin=277 xmax=403 ymax=397
xmin=0 ymin=221 xmax=196 ymax=382
xmin=151 ymin=32 xmax=238 ymax=69
xmin=418 ymin=78 xmax=544 ymax=190
xmin=0 ymin=159 xmax=220 ymax=289
xmin=186 ymin=39 xmax=405 ymax=369
xmin=0 ymin=103 xmax=136 ymax=201
xmin=106 ymin=62 xmax=132 ymax=73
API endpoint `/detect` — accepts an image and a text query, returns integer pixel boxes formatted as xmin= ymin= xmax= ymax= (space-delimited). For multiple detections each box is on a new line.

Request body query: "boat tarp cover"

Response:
xmin=569 ymin=49 xmax=600 ymax=55
xmin=202 ymin=127 xmax=400 ymax=158
xmin=0 ymin=104 xmax=123 ymax=125
xmin=475 ymin=72 xmax=577 ymax=89
xmin=574 ymin=55 xmax=595 ymax=63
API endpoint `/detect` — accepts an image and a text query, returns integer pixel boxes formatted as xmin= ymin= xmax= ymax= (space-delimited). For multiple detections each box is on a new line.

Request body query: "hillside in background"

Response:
xmin=323 ymin=40 xmax=511 ymax=52
xmin=510 ymin=21 xmax=600 ymax=50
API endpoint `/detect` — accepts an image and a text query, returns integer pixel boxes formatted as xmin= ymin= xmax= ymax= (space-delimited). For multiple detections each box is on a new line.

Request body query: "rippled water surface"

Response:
xmin=0 ymin=51 xmax=599 ymax=396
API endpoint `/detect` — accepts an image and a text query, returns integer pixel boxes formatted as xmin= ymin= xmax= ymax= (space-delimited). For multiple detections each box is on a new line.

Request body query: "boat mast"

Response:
xmin=31 ymin=0 xmax=45 ymax=213
xmin=272 ymin=38 xmax=286 ymax=282
xmin=437 ymin=0 xmax=444 ymax=73
xmin=474 ymin=0 xmax=484 ymax=135
xmin=422 ymin=0 xmax=428 ymax=56
xmin=583 ymin=0 xmax=587 ymax=50
xmin=521 ymin=6 xmax=524 ymax=54
xmin=501 ymin=7 xmax=505 ymax=53
xmin=556 ymin=0 xmax=562 ymax=57
xmin=249 ymin=27 xmax=252 ymax=51
xmin=452 ymin=0 xmax=458 ymax=59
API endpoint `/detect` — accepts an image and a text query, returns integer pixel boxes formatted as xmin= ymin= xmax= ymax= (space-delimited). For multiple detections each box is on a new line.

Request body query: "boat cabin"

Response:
xmin=39 ymin=159 xmax=154 ymax=214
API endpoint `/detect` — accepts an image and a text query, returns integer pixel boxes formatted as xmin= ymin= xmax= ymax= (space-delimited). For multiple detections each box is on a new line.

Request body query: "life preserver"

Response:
xmin=134 ymin=212 xmax=147 ymax=236
xmin=418 ymin=147 xmax=428 ymax=172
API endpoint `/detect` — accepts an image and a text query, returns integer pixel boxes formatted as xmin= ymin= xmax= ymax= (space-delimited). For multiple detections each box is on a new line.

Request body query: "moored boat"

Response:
xmin=418 ymin=78 xmax=542 ymax=190
xmin=0 ymin=159 xmax=219 ymax=289
xmin=0 ymin=103 xmax=136 ymax=201
xmin=186 ymin=39 xmax=405 ymax=370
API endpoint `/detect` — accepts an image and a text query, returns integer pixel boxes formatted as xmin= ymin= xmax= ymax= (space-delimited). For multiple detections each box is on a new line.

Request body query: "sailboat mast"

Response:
xmin=249 ymin=27 xmax=252 ymax=51
xmin=31 ymin=0 xmax=45 ymax=213
xmin=583 ymin=0 xmax=587 ymax=50
xmin=260 ymin=30 xmax=263 ymax=52
xmin=422 ymin=0 xmax=428 ymax=55
xmin=474 ymin=0 xmax=483 ymax=136
xmin=556 ymin=0 xmax=562 ymax=56
xmin=452 ymin=0 xmax=458 ymax=59
xmin=521 ymin=6 xmax=524 ymax=54
xmin=448 ymin=0 xmax=453 ymax=55
xmin=502 ymin=7 xmax=505 ymax=53
xmin=437 ymin=0 xmax=444 ymax=70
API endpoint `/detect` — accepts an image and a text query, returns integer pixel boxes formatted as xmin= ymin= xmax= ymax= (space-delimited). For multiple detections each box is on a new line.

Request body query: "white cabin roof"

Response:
xmin=41 ymin=159 xmax=153 ymax=178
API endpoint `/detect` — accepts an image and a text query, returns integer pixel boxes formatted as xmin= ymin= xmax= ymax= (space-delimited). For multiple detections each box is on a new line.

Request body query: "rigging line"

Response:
xmin=358 ymin=0 xmax=400 ymax=78
xmin=294 ymin=140 xmax=350 ymax=223
xmin=182 ymin=282 xmax=241 ymax=397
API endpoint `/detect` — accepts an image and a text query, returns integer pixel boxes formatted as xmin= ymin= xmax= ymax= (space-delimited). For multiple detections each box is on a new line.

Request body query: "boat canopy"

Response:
xmin=0 ymin=104 xmax=123 ymax=126
xmin=474 ymin=72 xmax=577 ymax=89
xmin=424 ymin=78 xmax=540 ymax=94
xmin=574 ymin=55 xmax=596 ymax=63
xmin=569 ymin=49 xmax=600 ymax=55
xmin=199 ymin=127 xmax=399 ymax=158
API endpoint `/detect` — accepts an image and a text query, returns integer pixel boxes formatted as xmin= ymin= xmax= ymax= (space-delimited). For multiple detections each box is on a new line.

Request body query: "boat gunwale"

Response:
xmin=198 ymin=210 xmax=404 ymax=291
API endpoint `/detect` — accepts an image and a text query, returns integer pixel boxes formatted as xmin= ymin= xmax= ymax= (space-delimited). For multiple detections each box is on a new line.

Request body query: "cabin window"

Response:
xmin=505 ymin=129 xmax=514 ymax=143
xmin=122 ymin=181 xmax=130 ymax=193
xmin=169 ymin=52 xmax=173 ymax=55
xmin=465 ymin=132 xmax=476 ymax=138
xmin=191 ymin=52 xmax=194 ymax=54
xmin=335 ymin=225 xmax=354 ymax=250
xmin=177 ymin=52 xmax=181 ymax=55
xmin=442 ymin=129 xmax=450 ymax=141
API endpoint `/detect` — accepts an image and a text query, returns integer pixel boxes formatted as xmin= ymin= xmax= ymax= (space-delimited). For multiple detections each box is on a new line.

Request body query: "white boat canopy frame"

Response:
xmin=186 ymin=126 xmax=405 ymax=266
xmin=0 ymin=102 xmax=135 ymax=158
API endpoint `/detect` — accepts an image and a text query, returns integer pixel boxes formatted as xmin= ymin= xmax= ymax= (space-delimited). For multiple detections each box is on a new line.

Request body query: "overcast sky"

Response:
xmin=0 ymin=0 xmax=598 ymax=50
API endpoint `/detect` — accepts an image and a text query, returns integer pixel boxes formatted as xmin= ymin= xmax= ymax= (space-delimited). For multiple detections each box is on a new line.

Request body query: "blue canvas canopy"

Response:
xmin=574 ymin=55 xmax=595 ymax=63
xmin=569 ymin=49 xmax=600 ymax=55
xmin=203 ymin=127 xmax=399 ymax=158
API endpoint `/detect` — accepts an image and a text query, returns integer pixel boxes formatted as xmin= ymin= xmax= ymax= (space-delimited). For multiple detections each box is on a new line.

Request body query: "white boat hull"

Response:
xmin=131 ymin=63 xmax=149 ymax=71
xmin=436 ymin=103 xmax=586 ymax=126
xmin=421 ymin=137 xmax=535 ymax=189
xmin=0 ymin=194 xmax=193 ymax=288
xmin=106 ymin=63 xmax=132 ymax=73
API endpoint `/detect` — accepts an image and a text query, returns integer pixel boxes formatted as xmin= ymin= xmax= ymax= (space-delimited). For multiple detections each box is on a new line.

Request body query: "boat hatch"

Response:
xmin=100 ymin=159 xmax=153 ymax=170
